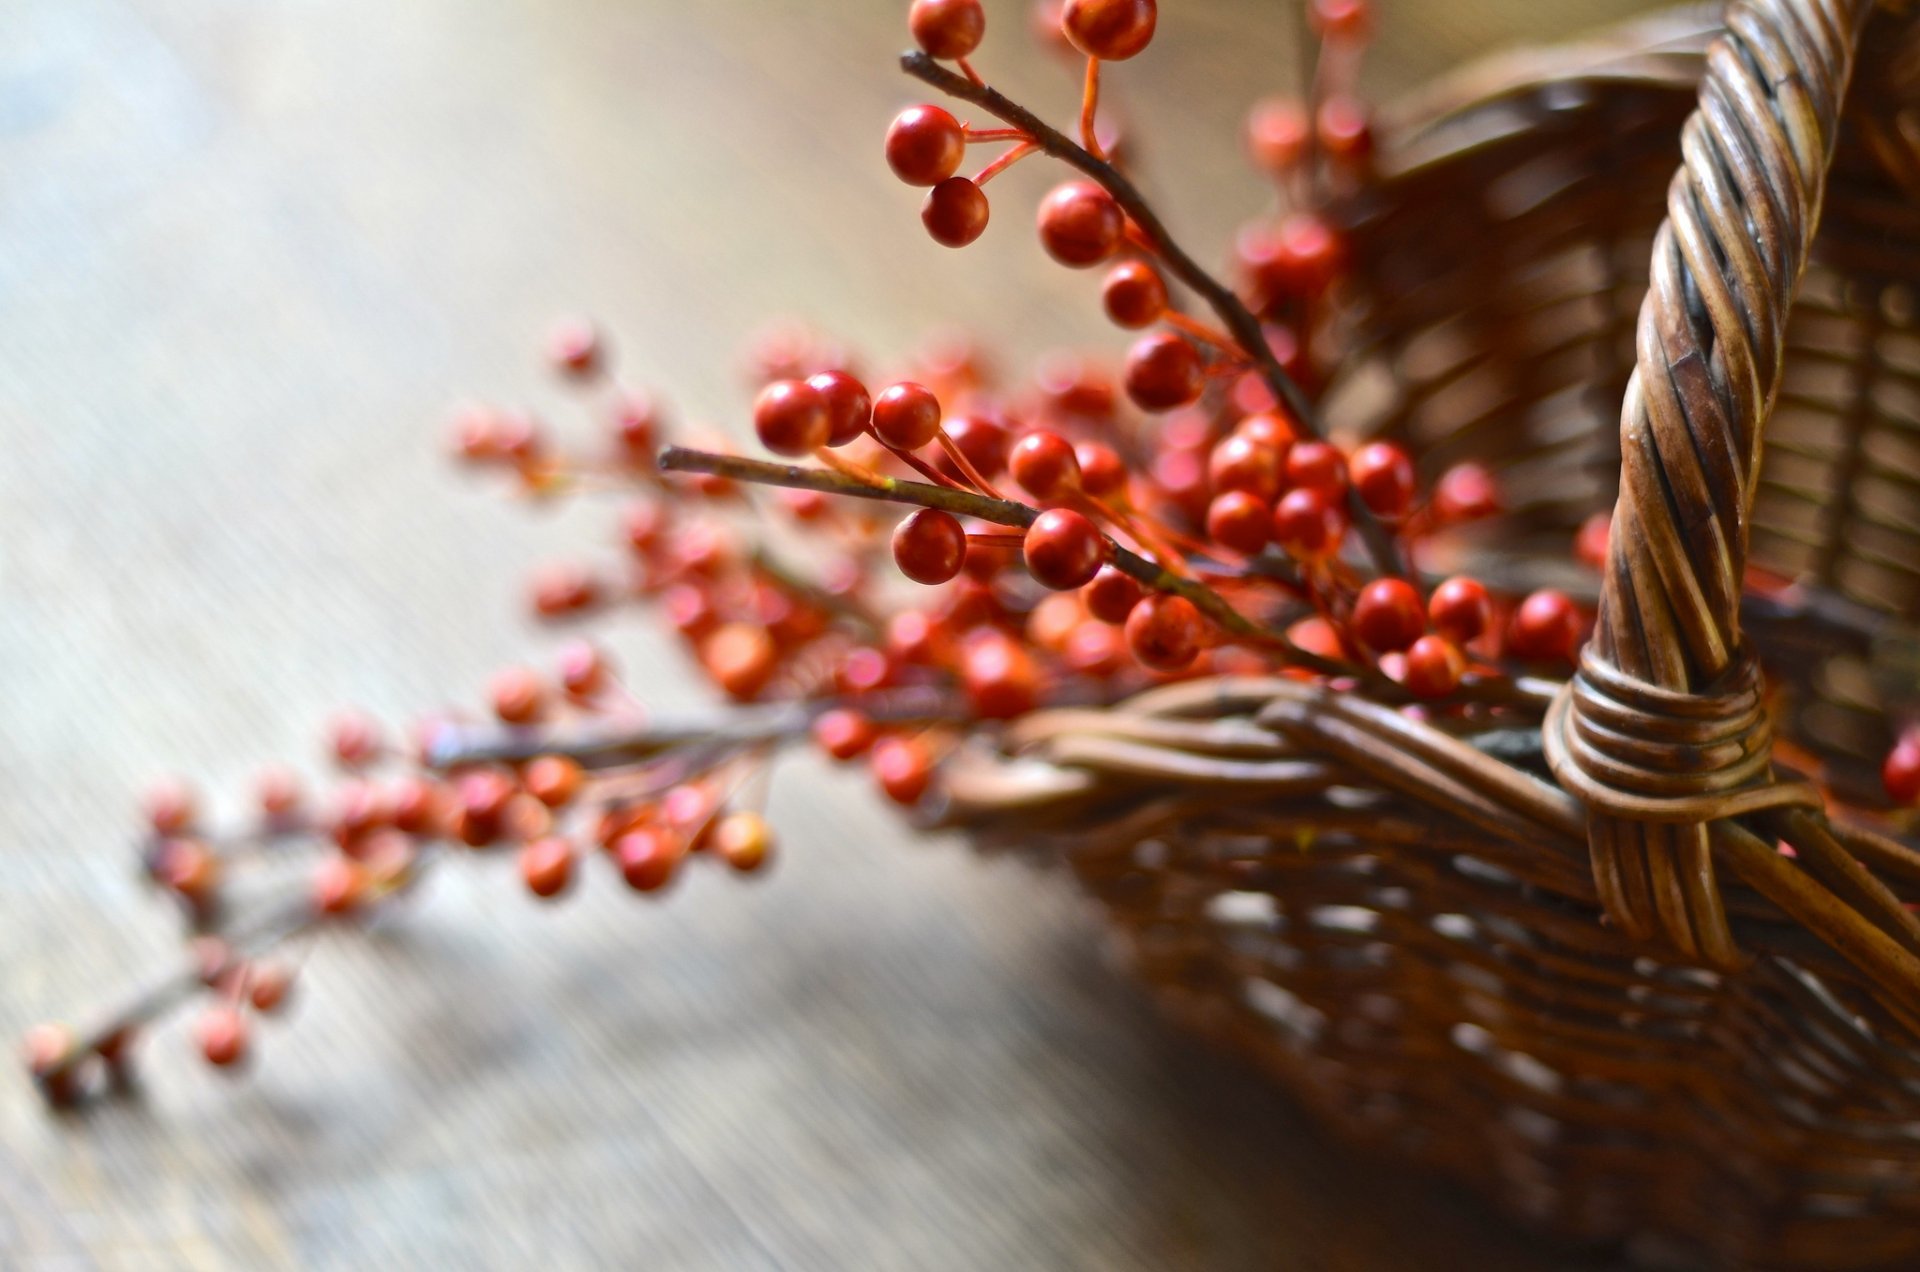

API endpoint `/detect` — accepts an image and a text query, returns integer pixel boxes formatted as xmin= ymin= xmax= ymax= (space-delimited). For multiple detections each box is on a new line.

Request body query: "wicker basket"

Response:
xmin=943 ymin=2 xmax=1920 ymax=1267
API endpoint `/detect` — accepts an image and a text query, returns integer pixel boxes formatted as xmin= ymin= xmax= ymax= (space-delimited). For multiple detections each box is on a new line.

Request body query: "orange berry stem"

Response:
xmin=970 ymin=140 xmax=1038 ymax=187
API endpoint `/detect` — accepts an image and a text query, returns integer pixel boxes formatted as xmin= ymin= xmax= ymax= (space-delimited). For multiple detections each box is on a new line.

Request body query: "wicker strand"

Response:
xmin=1550 ymin=0 xmax=1871 ymax=969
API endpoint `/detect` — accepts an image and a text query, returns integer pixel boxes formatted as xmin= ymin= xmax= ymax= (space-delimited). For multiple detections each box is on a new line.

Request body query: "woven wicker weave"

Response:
xmin=944 ymin=2 xmax=1920 ymax=1266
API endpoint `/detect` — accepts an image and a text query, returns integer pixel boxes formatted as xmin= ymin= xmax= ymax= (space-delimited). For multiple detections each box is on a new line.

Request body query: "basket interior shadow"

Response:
xmin=942 ymin=3 xmax=1920 ymax=1268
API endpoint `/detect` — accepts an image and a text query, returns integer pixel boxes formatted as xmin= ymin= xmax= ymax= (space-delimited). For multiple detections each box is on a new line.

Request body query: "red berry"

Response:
xmin=1125 ymin=593 xmax=1203 ymax=671
xmin=1884 ymin=739 xmax=1920 ymax=805
xmin=813 ymin=708 xmax=878 ymax=761
xmin=1061 ymin=0 xmax=1157 ymax=60
xmin=1575 ymin=511 xmax=1612 ymax=570
xmin=525 ymin=755 xmax=583 ymax=808
xmin=1308 ymin=0 xmax=1371 ymax=41
xmin=1350 ymin=442 xmax=1414 ymax=520
xmin=1433 ymin=462 xmax=1502 ymax=523
xmin=1101 ymin=259 xmax=1167 ymax=327
xmin=196 ymin=1006 xmax=249 ymax=1070
xmin=1404 ymin=635 xmax=1465 ymax=698
xmin=615 ymin=827 xmax=684 ymax=893
xmin=1084 ymin=564 xmax=1144 ymax=624
xmin=872 ymin=381 xmax=944 ymax=450
xmin=1235 ymin=410 xmax=1295 ymax=449
xmin=711 ymin=811 xmax=774 ymax=874
xmin=1075 ymin=441 xmax=1127 ymax=498
xmin=1239 ymin=214 xmax=1345 ymax=305
xmin=1428 ymin=576 xmax=1492 ymax=644
xmin=1037 ymin=181 xmax=1125 ymax=267
xmin=941 ymin=412 xmax=1009 ymax=477
xmin=529 ymin=561 xmax=600 ymax=617
xmin=1507 ymin=590 xmax=1583 ymax=662
xmin=1316 ymin=95 xmax=1374 ymax=168
xmin=805 ymin=370 xmax=873 ymax=447
xmin=1351 ymin=578 xmax=1425 ymax=652
xmin=886 ymin=104 xmax=966 ymax=186
xmin=1284 ymin=439 xmax=1347 ymax=493
xmin=910 ymin=0 xmax=986 ymax=58
xmin=1024 ymin=508 xmax=1107 ymax=590
xmin=701 ymin=623 xmax=778 ymax=701
xmin=1246 ymin=98 xmax=1309 ymax=173
xmin=1009 ymin=430 xmax=1082 ymax=501
xmin=247 ymin=963 xmax=295 ymax=1014
xmin=314 ymin=856 xmax=367 ymax=915
xmin=612 ymin=393 xmax=663 ymax=465
xmin=520 ymin=837 xmax=576 ymax=899
xmin=922 ymin=177 xmax=990 ymax=247
xmin=547 ymin=318 xmax=601 ymax=377
xmin=1123 ymin=332 xmax=1203 ymax=411
xmin=256 ymin=766 xmax=302 ymax=819
xmin=962 ymin=631 xmax=1040 ymax=718
xmin=1209 ymin=434 xmax=1285 ymax=501
xmin=872 ymin=736 xmax=934 ymax=805
xmin=490 ymin=666 xmax=549 ymax=725
xmin=557 ymin=639 xmax=611 ymax=699
xmin=893 ymin=508 xmax=968 ymax=585
xmin=753 ymin=378 xmax=830 ymax=457
xmin=1206 ymin=490 xmax=1271 ymax=555
xmin=1271 ymin=487 xmax=1345 ymax=559
xmin=144 ymin=779 xmax=197 ymax=836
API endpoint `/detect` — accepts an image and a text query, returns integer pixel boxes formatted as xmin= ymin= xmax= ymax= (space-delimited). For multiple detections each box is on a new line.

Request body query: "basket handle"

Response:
xmin=1544 ymin=0 xmax=1872 ymax=967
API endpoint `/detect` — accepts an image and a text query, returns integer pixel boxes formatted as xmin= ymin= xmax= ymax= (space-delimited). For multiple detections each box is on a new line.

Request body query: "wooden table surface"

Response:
xmin=1 ymin=1 xmax=1649 ymax=1267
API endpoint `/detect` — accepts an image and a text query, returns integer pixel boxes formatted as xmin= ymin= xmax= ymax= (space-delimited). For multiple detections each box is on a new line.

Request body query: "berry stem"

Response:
xmin=971 ymin=141 xmax=1038 ymax=187
xmin=898 ymin=51 xmax=1404 ymax=579
xmin=964 ymin=126 xmax=1029 ymax=143
xmin=1079 ymin=57 xmax=1104 ymax=160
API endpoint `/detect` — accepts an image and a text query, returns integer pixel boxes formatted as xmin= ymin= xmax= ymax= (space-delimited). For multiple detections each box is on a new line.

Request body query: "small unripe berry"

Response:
xmin=1271 ymin=487 xmax=1345 ymax=559
xmin=1428 ymin=576 xmax=1492 ymax=644
xmin=1206 ymin=490 xmax=1271 ymax=555
xmin=711 ymin=811 xmax=774 ymax=873
xmin=910 ymin=0 xmax=986 ymax=59
xmin=1023 ymin=508 xmax=1107 ymax=590
xmin=1125 ymin=593 xmax=1203 ymax=671
xmin=871 ymin=381 xmax=944 ymax=450
xmin=886 ymin=104 xmax=966 ymax=186
xmin=1403 ymin=635 xmax=1465 ymax=698
xmin=753 ymin=378 xmax=831 ymax=456
xmin=1350 ymin=442 xmax=1415 ymax=520
xmin=922 ymin=177 xmax=990 ymax=247
xmin=1084 ymin=564 xmax=1144 ymax=624
xmin=1037 ymin=181 xmax=1125 ymax=267
xmin=1101 ymin=259 xmax=1167 ymax=327
xmin=520 ymin=836 xmax=576 ymax=899
xmin=1123 ymin=332 xmax=1203 ymax=411
xmin=1351 ymin=578 xmax=1425 ymax=652
xmin=1507 ymin=590 xmax=1583 ymax=662
xmin=1061 ymin=0 xmax=1157 ymax=61
xmin=893 ymin=508 xmax=968 ymax=585
xmin=806 ymin=370 xmax=873 ymax=447
xmin=1009 ymin=430 xmax=1082 ymax=501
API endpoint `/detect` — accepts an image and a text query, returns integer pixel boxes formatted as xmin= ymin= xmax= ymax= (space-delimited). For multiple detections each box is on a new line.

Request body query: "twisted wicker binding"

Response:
xmin=941 ymin=3 xmax=1920 ymax=1266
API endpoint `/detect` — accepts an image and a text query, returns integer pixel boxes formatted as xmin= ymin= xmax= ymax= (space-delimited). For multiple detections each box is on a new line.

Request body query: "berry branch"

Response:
xmin=899 ymin=49 xmax=1403 ymax=578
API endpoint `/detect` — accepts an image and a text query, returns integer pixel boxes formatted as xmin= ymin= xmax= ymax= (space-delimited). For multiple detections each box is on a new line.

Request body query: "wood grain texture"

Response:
xmin=0 ymin=1 xmax=1639 ymax=1267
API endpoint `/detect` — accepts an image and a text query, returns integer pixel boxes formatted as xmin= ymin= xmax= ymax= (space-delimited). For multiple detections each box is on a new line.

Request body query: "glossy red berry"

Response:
xmin=248 ymin=963 xmax=296 ymax=1014
xmin=886 ymin=104 xmax=966 ymax=185
xmin=1507 ymin=589 xmax=1583 ymax=662
xmin=872 ymin=735 xmax=934 ymax=805
xmin=813 ymin=708 xmax=878 ymax=761
xmin=1271 ymin=487 xmax=1345 ymax=560
xmin=1061 ymin=0 xmax=1157 ymax=60
xmin=963 ymin=631 xmax=1040 ymax=718
xmin=806 ymin=370 xmax=873 ymax=447
xmin=196 ymin=1006 xmax=249 ymax=1070
xmin=1125 ymin=593 xmax=1203 ymax=671
xmin=893 ymin=508 xmax=968 ymax=585
xmin=1101 ymin=259 xmax=1167 ymax=327
xmin=922 ymin=177 xmax=990 ymax=247
xmin=1284 ymin=439 xmax=1347 ymax=493
xmin=520 ymin=837 xmax=575 ymax=899
xmin=615 ymin=827 xmax=684 ymax=893
xmin=753 ymin=378 xmax=831 ymax=456
xmin=872 ymin=381 xmax=944 ymax=449
xmin=1037 ymin=181 xmax=1125 ymax=267
xmin=1084 ymin=564 xmax=1144 ymax=624
xmin=1209 ymin=434 xmax=1285 ymax=501
xmin=1428 ymin=576 xmax=1492 ymax=644
xmin=1316 ymin=95 xmax=1374 ymax=168
xmin=1075 ymin=440 xmax=1127 ymax=498
xmin=701 ymin=623 xmax=778 ymax=701
xmin=1124 ymin=332 xmax=1203 ymax=411
xmin=1235 ymin=410 xmax=1295 ymax=449
xmin=1433 ymin=461 xmax=1502 ymax=523
xmin=1352 ymin=578 xmax=1425 ymax=653
xmin=1240 ymin=214 xmax=1345 ymax=304
xmin=490 ymin=666 xmax=549 ymax=725
xmin=1206 ymin=490 xmax=1271 ymax=555
xmin=1309 ymin=0 xmax=1371 ymax=40
xmin=1884 ymin=738 xmax=1920 ymax=805
xmin=1404 ymin=635 xmax=1465 ymax=699
xmin=525 ymin=755 xmax=583 ymax=808
xmin=1024 ymin=508 xmax=1106 ymax=589
xmin=941 ymin=413 xmax=1010 ymax=477
xmin=1350 ymin=442 xmax=1415 ymax=520
xmin=1575 ymin=511 xmax=1612 ymax=570
xmin=910 ymin=0 xmax=986 ymax=58
xmin=1009 ymin=430 xmax=1082 ymax=501
xmin=1246 ymin=98 xmax=1309 ymax=173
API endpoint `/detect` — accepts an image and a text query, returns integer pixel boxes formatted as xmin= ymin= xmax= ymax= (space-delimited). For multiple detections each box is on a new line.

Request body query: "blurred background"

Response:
xmin=1 ymin=0 xmax=1652 ymax=1266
